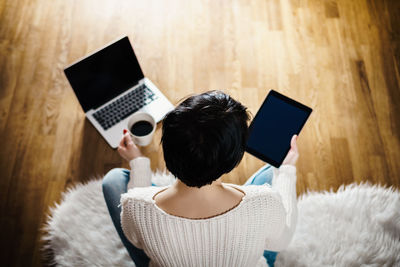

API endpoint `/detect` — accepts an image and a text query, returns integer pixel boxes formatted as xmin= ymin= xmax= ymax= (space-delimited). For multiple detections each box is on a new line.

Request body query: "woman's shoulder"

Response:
xmin=224 ymin=183 xmax=282 ymax=201
xmin=121 ymin=186 xmax=169 ymax=204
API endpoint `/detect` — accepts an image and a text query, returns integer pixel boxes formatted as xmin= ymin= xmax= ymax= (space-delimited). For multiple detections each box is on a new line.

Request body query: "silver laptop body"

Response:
xmin=64 ymin=36 xmax=174 ymax=148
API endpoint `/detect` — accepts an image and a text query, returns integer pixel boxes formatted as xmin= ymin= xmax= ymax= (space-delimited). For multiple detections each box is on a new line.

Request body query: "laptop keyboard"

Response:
xmin=93 ymin=84 xmax=158 ymax=130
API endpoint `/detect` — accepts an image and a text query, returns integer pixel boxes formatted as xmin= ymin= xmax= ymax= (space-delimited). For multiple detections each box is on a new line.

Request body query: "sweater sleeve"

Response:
xmin=120 ymin=195 xmax=143 ymax=249
xmin=265 ymin=165 xmax=298 ymax=251
xmin=127 ymin=157 xmax=152 ymax=189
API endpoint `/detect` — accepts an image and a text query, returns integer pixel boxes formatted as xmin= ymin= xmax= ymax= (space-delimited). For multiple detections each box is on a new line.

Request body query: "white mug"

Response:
xmin=127 ymin=112 xmax=156 ymax=146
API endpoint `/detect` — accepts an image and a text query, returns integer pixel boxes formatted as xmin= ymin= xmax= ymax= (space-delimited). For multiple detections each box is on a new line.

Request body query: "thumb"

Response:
xmin=123 ymin=132 xmax=133 ymax=144
xmin=290 ymin=135 xmax=298 ymax=152
xmin=124 ymin=134 xmax=135 ymax=147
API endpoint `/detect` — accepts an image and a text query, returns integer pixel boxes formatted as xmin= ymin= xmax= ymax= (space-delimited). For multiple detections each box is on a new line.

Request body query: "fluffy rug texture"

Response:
xmin=42 ymin=172 xmax=175 ymax=266
xmin=275 ymin=182 xmax=400 ymax=267
xmin=43 ymin=173 xmax=400 ymax=267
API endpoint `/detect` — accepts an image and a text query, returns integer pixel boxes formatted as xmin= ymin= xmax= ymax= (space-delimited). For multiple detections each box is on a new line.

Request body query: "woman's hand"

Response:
xmin=282 ymin=135 xmax=299 ymax=166
xmin=118 ymin=129 xmax=143 ymax=161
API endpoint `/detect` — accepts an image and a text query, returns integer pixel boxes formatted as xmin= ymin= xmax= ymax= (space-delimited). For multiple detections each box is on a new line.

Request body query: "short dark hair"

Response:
xmin=161 ymin=90 xmax=250 ymax=188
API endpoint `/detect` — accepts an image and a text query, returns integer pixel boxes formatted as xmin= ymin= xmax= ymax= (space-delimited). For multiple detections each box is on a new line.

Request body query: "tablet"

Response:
xmin=246 ymin=90 xmax=312 ymax=168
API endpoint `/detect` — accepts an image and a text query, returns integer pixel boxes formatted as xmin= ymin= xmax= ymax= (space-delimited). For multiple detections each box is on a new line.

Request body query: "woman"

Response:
xmin=102 ymin=91 xmax=298 ymax=267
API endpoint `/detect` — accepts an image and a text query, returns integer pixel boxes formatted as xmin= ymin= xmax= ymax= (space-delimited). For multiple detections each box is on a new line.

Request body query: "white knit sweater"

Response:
xmin=121 ymin=157 xmax=297 ymax=267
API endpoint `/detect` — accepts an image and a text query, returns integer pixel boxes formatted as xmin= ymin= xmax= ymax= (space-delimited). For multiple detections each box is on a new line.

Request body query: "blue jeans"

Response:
xmin=102 ymin=165 xmax=278 ymax=267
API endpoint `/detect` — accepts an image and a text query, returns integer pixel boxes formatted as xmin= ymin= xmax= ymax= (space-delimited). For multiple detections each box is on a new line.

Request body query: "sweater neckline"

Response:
xmin=150 ymin=183 xmax=247 ymax=221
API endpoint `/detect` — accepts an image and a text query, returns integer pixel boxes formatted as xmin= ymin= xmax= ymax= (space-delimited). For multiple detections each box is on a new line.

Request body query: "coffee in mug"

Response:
xmin=127 ymin=112 xmax=156 ymax=146
xmin=130 ymin=121 xmax=153 ymax=136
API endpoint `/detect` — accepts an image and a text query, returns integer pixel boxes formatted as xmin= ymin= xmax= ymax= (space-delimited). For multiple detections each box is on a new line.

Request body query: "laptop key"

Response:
xmin=93 ymin=85 xmax=157 ymax=130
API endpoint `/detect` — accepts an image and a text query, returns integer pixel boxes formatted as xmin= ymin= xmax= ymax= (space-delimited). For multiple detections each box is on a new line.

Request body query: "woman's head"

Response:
xmin=161 ymin=90 xmax=250 ymax=188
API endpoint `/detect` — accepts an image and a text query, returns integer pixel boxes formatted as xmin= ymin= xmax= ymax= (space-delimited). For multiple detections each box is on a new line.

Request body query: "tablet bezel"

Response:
xmin=245 ymin=90 xmax=312 ymax=168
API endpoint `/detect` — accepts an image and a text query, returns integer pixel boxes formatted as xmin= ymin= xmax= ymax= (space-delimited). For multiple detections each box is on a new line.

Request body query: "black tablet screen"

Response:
xmin=246 ymin=90 xmax=312 ymax=167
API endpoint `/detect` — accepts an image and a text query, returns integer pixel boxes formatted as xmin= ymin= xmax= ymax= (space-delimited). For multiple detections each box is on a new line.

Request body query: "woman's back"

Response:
xmin=153 ymin=183 xmax=245 ymax=219
xmin=121 ymin=165 xmax=297 ymax=267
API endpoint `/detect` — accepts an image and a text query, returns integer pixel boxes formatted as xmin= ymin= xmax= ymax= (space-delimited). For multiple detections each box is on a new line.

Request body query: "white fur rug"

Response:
xmin=275 ymin=182 xmax=400 ymax=267
xmin=43 ymin=173 xmax=400 ymax=267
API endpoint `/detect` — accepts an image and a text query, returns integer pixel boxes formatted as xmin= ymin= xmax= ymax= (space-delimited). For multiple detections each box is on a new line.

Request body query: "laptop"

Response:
xmin=64 ymin=36 xmax=174 ymax=148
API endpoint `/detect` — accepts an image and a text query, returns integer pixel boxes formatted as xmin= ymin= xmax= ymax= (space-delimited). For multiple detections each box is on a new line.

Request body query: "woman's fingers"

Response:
xmin=124 ymin=133 xmax=130 ymax=144
xmin=118 ymin=129 xmax=142 ymax=161
xmin=290 ymin=135 xmax=298 ymax=153
xmin=119 ymin=135 xmax=126 ymax=147
xmin=282 ymin=135 xmax=299 ymax=166
xmin=119 ymin=134 xmax=129 ymax=147
xmin=119 ymin=131 xmax=134 ymax=147
xmin=123 ymin=133 xmax=132 ymax=144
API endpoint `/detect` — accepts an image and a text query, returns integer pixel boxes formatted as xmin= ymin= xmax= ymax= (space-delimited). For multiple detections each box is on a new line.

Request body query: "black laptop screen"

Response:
xmin=64 ymin=37 xmax=144 ymax=112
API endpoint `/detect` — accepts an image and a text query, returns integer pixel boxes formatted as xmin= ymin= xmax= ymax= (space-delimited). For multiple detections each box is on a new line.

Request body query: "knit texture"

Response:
xmin=121 ymin=158 xmax=297 ymax=267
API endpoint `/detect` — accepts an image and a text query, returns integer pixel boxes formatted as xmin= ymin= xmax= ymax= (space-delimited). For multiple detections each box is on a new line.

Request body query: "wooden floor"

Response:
xmin=0 ymin=0 xmax=399 ymax=265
